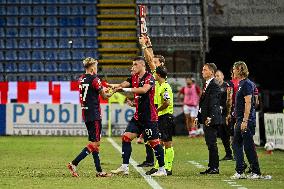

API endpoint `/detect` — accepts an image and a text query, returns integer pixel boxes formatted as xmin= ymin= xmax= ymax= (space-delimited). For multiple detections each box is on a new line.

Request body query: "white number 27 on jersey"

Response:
xmin=79 ymin=84 xmax=89 ymax=102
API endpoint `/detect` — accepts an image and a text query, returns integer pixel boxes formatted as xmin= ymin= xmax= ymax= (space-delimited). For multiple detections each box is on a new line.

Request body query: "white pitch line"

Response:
xmin=107 ymin=138 xmax=164 ymax=189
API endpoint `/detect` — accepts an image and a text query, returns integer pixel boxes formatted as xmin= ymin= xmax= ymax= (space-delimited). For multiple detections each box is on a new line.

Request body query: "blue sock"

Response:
xmin=72 ymin=147 xmax=90 ymax=166
xmin=122 ymin=141 xmax=132 ymax=164
xmin=153 ymin=144 xmax=165 ymax=167
xmin=92 ymin=151 xmax=102 ymax=172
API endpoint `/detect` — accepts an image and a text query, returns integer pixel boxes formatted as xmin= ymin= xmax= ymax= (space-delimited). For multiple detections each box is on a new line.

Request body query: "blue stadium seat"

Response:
xmin=18 ymin=39 xmax=31 ymax=49
xmin=149 ymin=6 xmax=161 ymax=15
xmin=136 ymin=0 xmax=148 ymax=4
xmin=33 ymin=17 xmax=45 ymax=26
xmin=86 ymin=17 xmax=97 ymax=26
xmin=46 ymin=6 xmax=58 ymax=15
xmin=5 ymin=51 xmax=17 ymax=60
xmin=189 ymin=0 xmax=200 ymax=3
xmin=0 ymin=28 xmax=4 ymax=37
xmin=46 ymin=17 xmax=58 ymax=26
xmin=18 ymin=51 xmax=31 ymax=60
xmin=72 ymin=50 xmax=84 ymax=60
xmin=58 ymin=62 xmax=71 ymax=72
xmin=163 ymin=27 xmax=176 ymax=37
xmin=33 ymin=0 xmax=46 ymax=3
xmin=58 ymin=51 xmax=71 ymax=60
xmin=20 ymin=0 xmax=32 ymax=3
xmin=59 ymin=6 xmax=71 ymax=15
xmin=33 ymin=28 xmax=45 ymax=37
xmin=176 ymin=26 xmax=190 ymax=37
xmin=18 ymin=75 xmax=31 ymax=81
xmin=189 ymin=16 xmax=201 ymax=25
xmin=46 ymin=0 xmax=57 ymax=3
xmin=0 ymin=75 xmax=4 ymax=81
xmin=175 ymin=0 xmax=187 ymax=3
xmin=59 ymin=28 xmax=71 ymax=37
xmin=189 ymin=26 xmax=201 ymax=37
xmin=5 ymin=62 xmax=18 ymax=72
xmin=59 ymin=0 xmax=71 ymax=3
xmin=176 ymin=16 xmax=189 ymax=25
xmin=72 ymin=17 xmax=84 ymax=26
xmin=6 ymin=39 xmax=18 ymax=48
xmin=149 ymin=17 xmax=162 ymax=26
xmin=85 ymin=28 xmax=97 ymax=37
xmin=32 ymin=75 xmax=44 ymax=81
xmin=18 ymin=63 xmax=31 ymax=72
xmin=20 ymin=17 xmax=32 ymax=26
xmin=46 ymin=28 xmax=58 ymax=37
xmin=20 ymin=28 xmax=31 ymax=37
xmin=44 ymin=63 xmax=58 ymax=72
xmin=45 ymin=75 xmax=58 ymax=81
xmin=85 ymin=6 xmax=97 ymax=15
xmin=163 ymin=5 xmax=175 ymax=15
xmin=32 ymin=51 xmax=44 ymax=60
xmin=6 ymin=17 xmax=18 ymax=26
xmin=0 ymin=18 xmax=5 ymax=27
xmin=84 ymin=0 xmax=97 ymax=3
xmin=163 ymin=16 xmax=175 ymax=26
xmin=19 ymin=6 xmax=32 ymax=15
xmin=45 ymin=39 xmax=58 ymax=48
xmin=149 ymin=27 xmax=162 ymax=37
xmin=0 ymin=6 xmax=6 ymax=15
xmin=31 ymin=63 xmax=44 ymax=72
xmin=0 ymin=63 xmax=4 ymax=72
xmin=45 ymin=51 xmax=57 ymax=60
xmin=6 ymin=28 xmax=18 ymax=37
xmin=188 ymin=5 xmax=201 ymax=15
xmin=33 ymin=6 xmax=45 ymax=15
xmin=32 ymin=39 xmax=44 ymax=48
xmin=58 ymin=75 xmax=69 ymax=81
xmin=176 ymin=5 xmax=188 ymax=15
xmin=6 ymin=0 xmax=18 ymax=3
xmin=59 ymin=17 xmax=70 ymax=26
xmin=72 ymin=39 xmax=84 ymax=48
xmin=72 ymin=27 xmax=84 ymax=37
xmin=59 ymin=39 xmax=71 ymax=48
xmin=71 ymin=6 xmax=84 ymax=15
xmin=71 ymin=62 xmax=84 ymax=72
xmin=0 ymin=51 xmax=5 ymax=60
xmin=85 ymin=50 xmax=98 ymax=59
xmin=85 ymin=39 xmax=98 ymax=48
xmin=6 ymin=75 xmax=18 ymax=81
xmin=6 ymin=6 xmax=18 ymax=15
xmin=0 ymin=40 xmax=4 ymax=49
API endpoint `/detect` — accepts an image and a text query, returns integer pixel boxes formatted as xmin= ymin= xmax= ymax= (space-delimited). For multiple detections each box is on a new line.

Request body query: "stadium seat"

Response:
xmin=0 ymin=28 xmax=4 ymax=37
xmin=20 ymin=0 xmax=32 ymax=3
xmin=176 ymin=16 xmax=189 ymax=26
xmin=33 ymin=6 xmax=45 ymax=15
xmin=20 ymin=28 xmax=32 ymax=37
xmin=71 ymin=62 xmax=84 ymax=72
xmin=46 ymin=28 xmax=58 ymax=36
xmin=59 ymin=17 xmax=70 ymax=26
xmin=72 ymin=50 xmax=84 ymax=60
xmin=0 ymin=18 xmax=5 ymax=27
xmin=85 ymin=6 xmax=97 ymax=15
xmin=46 ymin=6 xmax=58 ymax=15
xmin=33 ymin=0 xmax=46 ymax=3
xmin=0 ymin=51 xmax=4 ymax=61
xmin=18 ymin=51 xmax=31 ymax=60
xmin=189 ymin=0 xmax=200 ymax=3
xmin=175 ymin=0 xmax=187 ymax=3
xmin=6 ymin=6 xmax=18 ymax=15
xmin=86 ymin=17 xmax=97 ymax=26
xmin=45 ymin=51 xmax=57 ymax=60
xmin=163 ymin=27 xmax=176 ymax=37
xmin=45 ymin=39 xmax=58 ymax=48
xmin=19 ymin=6 xmax=32 ymax=15
xmin=59 ymin=6 xmax=71 ymax=15
xmin=149 ymin=6 xmax=161 ymax=15
xmin=0 ymin=63 xmax=4 ymax=72
xmin=5 ymin=51 xmax=17 ymax=60
xmin=163 ymin=5 xmax=175 ymax=15
xmin=189 ymin=26 xmax=201 ymax=37
xmin=149 ymin=17 xmax=162 ymax=26
xmin=0 ymin=6 xmax=6 ymax=15
xmin=163 ymin=16 xmax=175 ymax=26
xmin=84 ymin=0 xmax=98 ymax=3
xmin=18 ymin=75 xmax=31 ymax=81
xmin=189 ymin=16 xmax=201 ymax=26
xmin=32 ymin=39 xmax=44 ymax=49
xmin=85 ymin=28 xmax=97 ymax=37
xmin=58 ymin=51 xmax=71 ymax=60
xmin=6 ymin=17 xmax=18 ymax=26
xmin=20 ymin=17 xmax=32 ymax=26
xmin=31 ymin=63 xmax=44 ymax=72
xmin=32 ymin=51 xmax=44 ymax=60
xmin=72 ymin=27 xmax=84 ymax=37
xmin=6 ymin=28 xmax=18 ymax=37
xmin=71 ymin=6 xmax=84 ymax=15
xmin=136 ymin=0 xmax=148 ymax=4
xmin=6 ymin=75 xmax=18 ymax=81
xmin=188 ymin=5 xmax=201 ymax=15
xmin=58 ymin=75 xmax=69 ymax=81
xmin=6 ymin=0 xmax=18 ymax=3
xmin=46 ymin=17 xmax=58 ymax=26
xmin=58 ymin=62 xmax=71 ymax=72
xmin=85 ymin=39 xmax=98 ymax=48
xmin=0 ymin=39 xmax=4 ymax=49
xmin=33 ymin=17 xmax=45 ymax=26
xmin=46 ymin=0 xmax=57 ymax=3
xmin=18 ymin=62 xmax=31 ymax=72
xmin=59 ymin=28 xmax=71 ymax=37
xmin=72 ymin=39 xmax=85 ymax=48
xmin=85 ymin=50 xmax=98 ymax=59
xmin=33 ymin=28 xmax=45 ymax=37
xmin=45 ymin=75 xmax=58 ymax=81
xmin=6 ymin=39 xmax=18 ymax=48
xmin=44 ymin=63 xmax=58 ymax=72
xmin=176 ymin=26 xmax=190 ymax=37
xmin=59 ymin=0 xmax=71 ymax=3
xmin=72 ymin=17 xmax=84 ymax=26
xmin=176 ymin=5 xmax=188 ymax=15
xmin=32 ymin=75 xmax=44 ymax=81
xmin=5 ymin=62 xmax=18 ymax=72
xmin=149 ymin=27 xmax=162 ymax=37
xmin=59 ymin=39 xmax=71 ymax=48
xmin=18 ymin=39 xmax=31 ymax=49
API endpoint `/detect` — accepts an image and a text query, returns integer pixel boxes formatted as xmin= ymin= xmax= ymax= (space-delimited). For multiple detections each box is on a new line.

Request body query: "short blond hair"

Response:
xmin=83 ymin=57 xmax=98 ymax=69
xmin=233 ymin=61 xmax=249 ymax=78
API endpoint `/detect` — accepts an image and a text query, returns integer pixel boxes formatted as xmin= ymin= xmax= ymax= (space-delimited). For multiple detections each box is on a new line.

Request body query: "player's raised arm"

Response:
xmin=139 ymin=35 xmax=156 ymax=71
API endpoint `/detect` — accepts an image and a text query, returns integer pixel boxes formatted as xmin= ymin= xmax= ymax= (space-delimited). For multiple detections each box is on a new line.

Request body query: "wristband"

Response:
xmin=122 ymin=88 xmax=132 ymax=92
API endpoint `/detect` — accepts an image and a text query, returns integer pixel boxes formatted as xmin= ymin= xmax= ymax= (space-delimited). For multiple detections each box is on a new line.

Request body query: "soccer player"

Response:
xmin=110 ymin=57 xmax=167 ymax=176
xmin=67 ymin=57 xmax=112 ymax=177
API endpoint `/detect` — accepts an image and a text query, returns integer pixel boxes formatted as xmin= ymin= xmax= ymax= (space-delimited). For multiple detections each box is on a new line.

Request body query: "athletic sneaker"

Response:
xmin=166 ymin=169 xmax=172 ymax=176
xmin=145 ymin=168 xmax=158 ymax=175
xmin=111 ymin=166 xmax=129 ymax=175
xmin=67 ymin=162 xmax=79 ymax=177
xmin=96 ymin=172 xmax=112 ymax=177
xmin=230 ymin=172 xmax=246 ymax=179
xmin=151 ymin=167 xmax=167 ymax=177
xmin=247 ymin=173 xmax=261 ymax=179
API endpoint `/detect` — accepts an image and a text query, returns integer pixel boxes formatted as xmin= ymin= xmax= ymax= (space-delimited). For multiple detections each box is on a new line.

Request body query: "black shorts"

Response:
xmin=125 ymin=118 xmax=160 ymax=141
xmin=158 ymin=114 xmax=175 ymax=142
xmin=85 ymin=120 xmax=102 ymax=142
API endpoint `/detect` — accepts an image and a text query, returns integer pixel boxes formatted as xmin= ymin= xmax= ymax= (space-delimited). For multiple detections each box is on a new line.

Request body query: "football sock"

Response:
xmin=72 ymin=147 xmax=90 ymax=166
xmin=165 ymin=147 xmax=174 ymax=171
xmin=92 ymin=151 xmax=102 ymax=172
xmin=153 ymin=144 xmax=165 ymax=167
xmin=122 ymin=141 xmax=132 ymax=164
xmin=145 ymin=144 xmax=154 ymax=163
